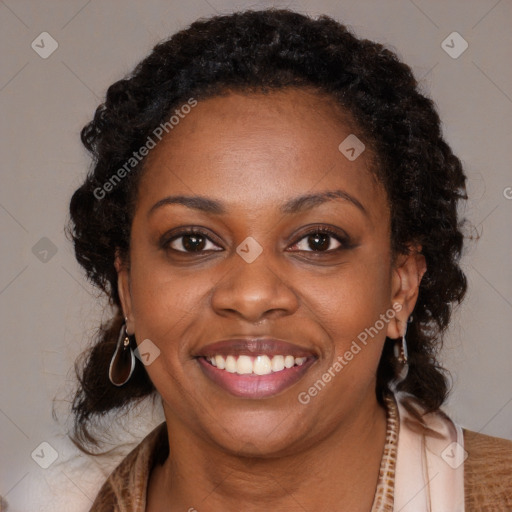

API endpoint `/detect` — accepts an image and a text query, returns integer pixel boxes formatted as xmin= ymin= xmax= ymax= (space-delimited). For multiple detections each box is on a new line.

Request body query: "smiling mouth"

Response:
xmin=194 ymin=337 xmax=317 ymax=398
xmin=196 ymin=353 xmax=316 ymax=399
xmin=203 ymin=354 xmax=308 ymax=375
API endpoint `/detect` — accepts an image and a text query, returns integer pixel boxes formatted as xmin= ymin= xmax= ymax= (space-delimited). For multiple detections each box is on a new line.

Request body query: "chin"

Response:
xmin=202 ymin=408 xmax=312 ymax=458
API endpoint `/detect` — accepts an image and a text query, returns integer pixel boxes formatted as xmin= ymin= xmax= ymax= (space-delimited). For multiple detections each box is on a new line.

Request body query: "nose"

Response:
xmin=210 ymin=249 xmax=299 ymax=323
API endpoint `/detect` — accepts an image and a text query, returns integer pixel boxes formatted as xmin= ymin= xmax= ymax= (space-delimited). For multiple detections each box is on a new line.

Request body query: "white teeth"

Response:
xmin=225 ymin=355 xmax=237 ymax=373
xmin=236 ymin=355 xmax=253 ymax=374
xmin=284 ymin=355 xmax=295 ymax=368
xmin=271 ymin=355 xmax=285 ymax=372
xmin=253 ymin=355 xmax=272 ymax=375
xmin=205 ymin=354 xmax=309 ymax=375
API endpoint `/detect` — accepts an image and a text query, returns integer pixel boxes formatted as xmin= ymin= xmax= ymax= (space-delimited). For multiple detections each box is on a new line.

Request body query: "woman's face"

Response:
xmin=117 ymin=88 xmax=416 ymax=456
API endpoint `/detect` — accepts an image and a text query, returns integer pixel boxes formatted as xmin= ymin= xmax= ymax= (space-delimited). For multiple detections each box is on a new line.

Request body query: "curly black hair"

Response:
xmin=68 ymin=8 xmax=468 ymax=450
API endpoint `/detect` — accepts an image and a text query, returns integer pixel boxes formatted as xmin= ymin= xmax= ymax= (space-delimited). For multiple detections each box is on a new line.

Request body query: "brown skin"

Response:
xmin=115 ymin=89 xmax=426 ymax=511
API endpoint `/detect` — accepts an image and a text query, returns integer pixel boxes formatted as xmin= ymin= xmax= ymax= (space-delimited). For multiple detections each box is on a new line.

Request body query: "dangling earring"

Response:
xmin=390 ymin=317 xmax=410 ymax=390
xmin=108 ymin=320 xmax=136 ymax=386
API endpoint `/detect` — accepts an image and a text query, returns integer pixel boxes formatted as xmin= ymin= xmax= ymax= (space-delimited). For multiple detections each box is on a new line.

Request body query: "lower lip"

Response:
xmin=197 ymin=357 xmax=316 ymax=399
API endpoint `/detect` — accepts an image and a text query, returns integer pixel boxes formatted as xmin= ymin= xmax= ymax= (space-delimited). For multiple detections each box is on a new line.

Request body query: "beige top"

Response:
xmin=89 ymin=401 xmax=512 ymax=511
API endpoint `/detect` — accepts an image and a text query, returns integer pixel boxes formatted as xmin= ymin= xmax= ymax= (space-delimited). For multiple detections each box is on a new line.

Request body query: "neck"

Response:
xmin=148 ymin=393 xmax=388 ymax=512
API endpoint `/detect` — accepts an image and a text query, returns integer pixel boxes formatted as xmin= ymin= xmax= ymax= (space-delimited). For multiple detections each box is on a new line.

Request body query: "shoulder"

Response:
xmin=89 ymin=422 xmax=168 ymax=511
xmin=463 ymin=428 xmax=512 ymax=510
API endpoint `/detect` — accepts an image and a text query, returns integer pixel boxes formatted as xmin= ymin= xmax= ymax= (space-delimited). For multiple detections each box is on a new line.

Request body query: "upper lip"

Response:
xmin=196 ymin=337 xmax=317 ymax=358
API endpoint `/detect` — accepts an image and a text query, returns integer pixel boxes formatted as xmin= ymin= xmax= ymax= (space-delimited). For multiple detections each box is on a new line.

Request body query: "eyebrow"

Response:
xmin=148 ymin=189 xmax=367 ymax=217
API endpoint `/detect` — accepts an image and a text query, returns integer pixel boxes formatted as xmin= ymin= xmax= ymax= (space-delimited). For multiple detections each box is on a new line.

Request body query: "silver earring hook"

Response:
xmin=108 ymin=323 xmax=136 ymax=386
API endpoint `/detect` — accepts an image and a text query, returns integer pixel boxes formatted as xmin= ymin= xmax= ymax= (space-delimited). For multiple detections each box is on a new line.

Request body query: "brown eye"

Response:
xmin=167 ymin=231 xmax=222 ymax=253
xmin=295 ymin=233 xmax=341 ymax=252
xmin=288 ymin=226 xmax=350 ymax=253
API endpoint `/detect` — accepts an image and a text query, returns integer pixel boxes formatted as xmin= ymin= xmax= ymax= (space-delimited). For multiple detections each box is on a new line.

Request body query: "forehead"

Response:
xmin=136 ymin=89 xmax=386 ymax=221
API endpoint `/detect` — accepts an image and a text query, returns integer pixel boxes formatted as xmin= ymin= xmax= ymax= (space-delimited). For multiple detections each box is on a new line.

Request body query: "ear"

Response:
xmin=386 ymin=246 xmax=426 ymax=340
xmin=114 ymin=249 xmax=135 ymax=335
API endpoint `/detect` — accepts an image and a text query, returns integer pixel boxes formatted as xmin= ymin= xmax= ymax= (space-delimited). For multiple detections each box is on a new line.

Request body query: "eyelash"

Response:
xmin=161 ymin=225 xmax=351 ymax=255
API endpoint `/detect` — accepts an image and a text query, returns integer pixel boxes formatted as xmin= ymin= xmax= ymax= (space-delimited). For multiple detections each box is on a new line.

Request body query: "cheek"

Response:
xmin=312 ymin=251 xmax=393 ymax=386
xmin=127 ymin=256 xmax=209 ymax=405
xmin=316 ymin=253 xmax=391 ymax=331
xmin=127 ymin=247 xmax=208 ymax=354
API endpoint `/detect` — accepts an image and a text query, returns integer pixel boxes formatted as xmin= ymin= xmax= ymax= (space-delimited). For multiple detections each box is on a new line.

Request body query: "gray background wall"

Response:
xmin=1 ymin=0 xmax=511 ymax=510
